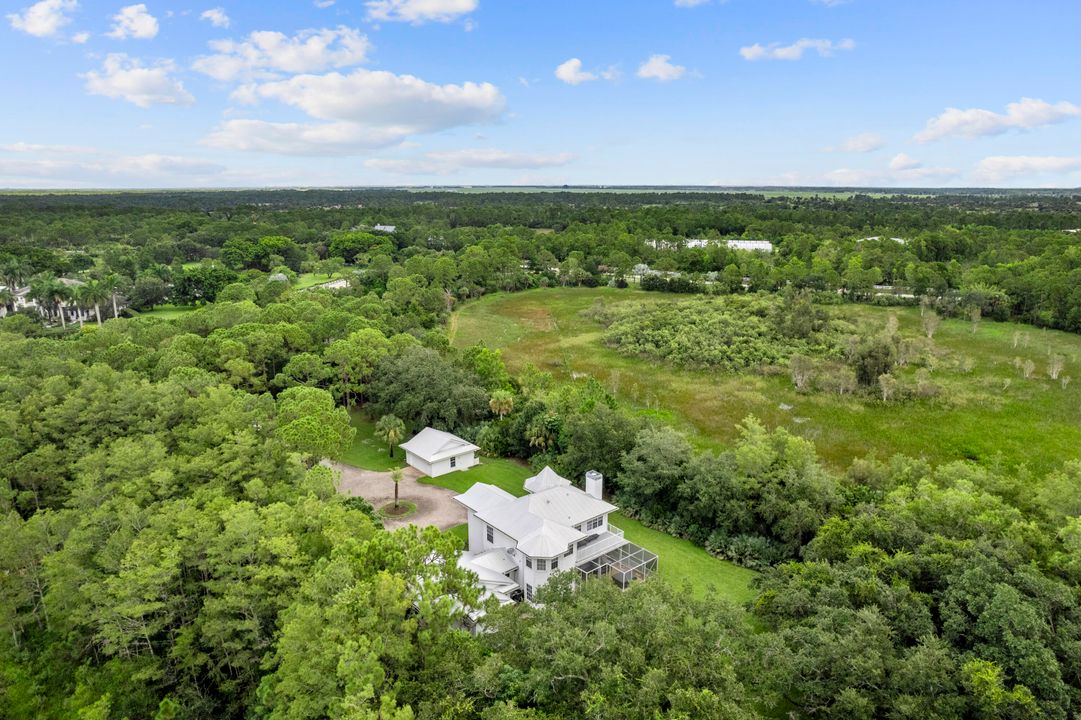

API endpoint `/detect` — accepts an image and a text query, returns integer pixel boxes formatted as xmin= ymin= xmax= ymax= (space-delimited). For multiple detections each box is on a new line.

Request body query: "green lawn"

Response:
xmin=340 ymin=410 xmax=406 ymax=471
xmin=294 ymin=273 xmax=339 ymax=290
xmin=452 ymin=288 xmax=1081 ymax=474
xmin=136 ymin=303 xmax=198 ymax=320
xmin=611 ymin=513 xmax=759 ymax=603
xmin=421 ymin=456 xmax=757 ymax=606
xmin=419 ymin=457 xmax=534 ymax=495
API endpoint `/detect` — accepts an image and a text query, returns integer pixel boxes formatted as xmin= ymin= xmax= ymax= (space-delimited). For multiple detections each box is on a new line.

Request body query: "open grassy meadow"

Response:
xmin=452 ymin=288 xmax=1081 ymax=474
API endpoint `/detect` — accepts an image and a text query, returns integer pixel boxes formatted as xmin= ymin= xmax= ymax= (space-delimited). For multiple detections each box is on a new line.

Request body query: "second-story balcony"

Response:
xmin=574 ymin=524 xmax=626 ymax=564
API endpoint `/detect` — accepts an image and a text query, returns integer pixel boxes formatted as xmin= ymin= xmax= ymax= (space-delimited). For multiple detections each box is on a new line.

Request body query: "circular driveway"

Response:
xmin=331 ymin=462 xmax=466 ymax=531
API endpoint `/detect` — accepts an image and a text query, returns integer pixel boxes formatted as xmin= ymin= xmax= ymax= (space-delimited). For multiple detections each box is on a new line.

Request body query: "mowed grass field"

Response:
xmin=134 ymin=303 xmax=198 ymax=319
xmin=452 ymin=287 xmax=1081 ymax=474
xmin=342 ymin=410 xmax=406 ymax=471
xmin=417 ymin=456 xmax=757 ymax=604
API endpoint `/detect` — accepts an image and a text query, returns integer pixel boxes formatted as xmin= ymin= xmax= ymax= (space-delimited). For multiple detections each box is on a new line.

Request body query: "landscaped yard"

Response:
xmin=136 ymin=303 xmax=198 ymax=320
xmin=452 ymin=287 xmax=1081 ymax=474
xmin=341 ymin=410 xmax=406 ymax=471
xmin=294 ymin=272 xmax=339 ymax=290
xmin=420 ymin=456 xmax=758 ymax=606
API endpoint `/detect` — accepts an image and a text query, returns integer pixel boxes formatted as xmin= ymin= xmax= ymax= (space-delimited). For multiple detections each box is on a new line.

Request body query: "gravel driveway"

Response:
xmin=330 ymin=462 xmax=466 ymax=531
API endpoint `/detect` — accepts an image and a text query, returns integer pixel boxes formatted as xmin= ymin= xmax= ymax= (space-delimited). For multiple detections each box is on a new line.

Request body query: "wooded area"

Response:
xmin=2 ymin=188 xmax=1080 ymax=719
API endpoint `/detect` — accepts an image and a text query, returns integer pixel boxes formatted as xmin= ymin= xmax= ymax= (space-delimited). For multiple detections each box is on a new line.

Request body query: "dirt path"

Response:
xmin=330 ymin=462 xmax=466 ymax=531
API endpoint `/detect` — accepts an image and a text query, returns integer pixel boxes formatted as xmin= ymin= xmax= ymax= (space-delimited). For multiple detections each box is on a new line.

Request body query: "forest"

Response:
xmin=1 ymin=188 xmax=1081 ymax=720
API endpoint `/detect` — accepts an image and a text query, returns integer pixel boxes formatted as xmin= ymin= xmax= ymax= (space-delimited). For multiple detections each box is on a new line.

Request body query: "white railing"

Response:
xmin=575 ymin=525 xmax=626 ymax=564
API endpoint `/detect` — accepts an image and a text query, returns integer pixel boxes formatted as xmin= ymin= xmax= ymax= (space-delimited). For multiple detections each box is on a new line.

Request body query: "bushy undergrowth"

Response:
xmin=587 ymin=293 xmax=841 ymax=371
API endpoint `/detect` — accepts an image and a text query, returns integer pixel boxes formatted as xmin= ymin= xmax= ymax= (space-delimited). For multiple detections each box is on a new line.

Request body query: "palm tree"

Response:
xmin=80 ymin=279 xmax=111 ymax=326
xmin=0 ymin=287 xmax=13 ymax=315
xmin=390 ymin=467 xmax=403 ymax=510
xmin=71 ymin=285 xmax=87 ymax=327
xmin=375 ymin=414 xmax=406 ymax=459
xmin=28 ymin=274 xmax=69 ymax=327
xmin=0 ymin=258 xmax=32 ymax=294
xmin=101 ymin=272 xmax=123 ymax=319
xmin=489 ymin=389 xmax=514 ymax=419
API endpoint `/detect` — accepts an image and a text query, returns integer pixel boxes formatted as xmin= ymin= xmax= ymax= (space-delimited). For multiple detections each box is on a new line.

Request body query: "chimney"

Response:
xmin=584 ymin=470 xmax=603 ymax=500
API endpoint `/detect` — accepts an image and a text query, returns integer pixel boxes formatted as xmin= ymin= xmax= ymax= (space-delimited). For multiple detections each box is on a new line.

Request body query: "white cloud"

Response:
xmin=82 ymin=53 xmax=194 ymax=107
xmin=248 ymin=68 xmax=503 ymax=126
xmin=636 ymin=54 xmax=685 ymax=82
xmin=674 ymin=0 xmax=711 ymax=6
xmin=192 ymin=26 xmax=370 ymax=81
xmin=202 ymin=119 xmax=413 ymax=155
xmin=203 ymin=68 xmax=505 ymax=155
xmin=71 ymin=30 xmax=89 ymax=42
xmin=555 ymin=58 xmax=594 ymax=85
xmin=365 ymin=0 xmax=477 ymax=23
xmin=827 ymin=132 xmax=884 ymax=153
xmin=823 ymin=161 xmax=958 ymax=186
xmin=7 ymin=0 xmax=77 ymax=38
xmin=0 ymin=152 xmax=224 ymax=187
xmin=915 ymin=98 xmax=1081 ymax=143
xmin=974 ymin=156 xmax=1081 ymax=182
xmin=199 ymin=7 xmax=229 ymax=28
xmin=366 ymin=148 xmax=576 ymax=175
xmin=0 ymin=142 xmax=95 ymax=153
xmin=740 ymin=38 xmax=855 ymax=61
xmin=315 ymin=0 xmax=335 ymax=6
xmin=889 ymin=153 xmax=921 ymax=171
xmin=106 ymin=4 xmax=159 ymax=40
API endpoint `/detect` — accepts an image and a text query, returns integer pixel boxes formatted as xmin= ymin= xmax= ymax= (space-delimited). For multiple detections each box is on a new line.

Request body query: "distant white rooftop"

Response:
xmin=859 ymin=236 xmax=908 ymax=244
xmin=399 ymin=427 xmax=480 ymax=463
xmin=373 ymin=224 xmax=397 ymax=233
xmin=726 ymin=239 xmax=773 ymax=252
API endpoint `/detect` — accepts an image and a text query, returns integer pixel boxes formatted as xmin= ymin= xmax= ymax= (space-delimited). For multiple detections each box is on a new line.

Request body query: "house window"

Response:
xmin=564 ymin=548 xmax=572 ymax=557
xmin=486 ymin=525 xmax=494 ymax=543
xmin=525 ymin=584 xmax=534 ymax=601
xmin=585 ymin=516 xmax=604 ymax=532
xmin=525 ymin=557 xmax=532 ymax=569
xmin=450 ymin=456 xmax=457 ymax=468
xmin=551 ymin=557 xmax=559 ymax=571
xmin=536 ymin=558 xmax=547 ymax=571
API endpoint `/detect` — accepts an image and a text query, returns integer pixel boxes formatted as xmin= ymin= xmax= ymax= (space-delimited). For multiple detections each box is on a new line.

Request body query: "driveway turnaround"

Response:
xmin=331 ymin=462 xmax=466 ymax=531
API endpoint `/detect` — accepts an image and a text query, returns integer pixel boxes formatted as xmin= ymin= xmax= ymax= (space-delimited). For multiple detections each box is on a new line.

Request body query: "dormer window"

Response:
xmin=585 ymin=516 xmax=604 ymax=532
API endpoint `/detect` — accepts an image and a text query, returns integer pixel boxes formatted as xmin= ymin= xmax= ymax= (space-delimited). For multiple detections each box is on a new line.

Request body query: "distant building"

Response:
xmin=726 ymin=239 xmax=773 ymax=253
xmin=858 ymin=236 xmax=907 ymax=244
xmin=400 ymin=427 xmax=479 ymax=477
xmin=373 ymin=224 xmax=397 ymax=233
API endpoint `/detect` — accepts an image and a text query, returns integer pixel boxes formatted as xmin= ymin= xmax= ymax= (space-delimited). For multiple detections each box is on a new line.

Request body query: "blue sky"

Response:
xmin=3 ymin=0 xmax=1081 ymax=188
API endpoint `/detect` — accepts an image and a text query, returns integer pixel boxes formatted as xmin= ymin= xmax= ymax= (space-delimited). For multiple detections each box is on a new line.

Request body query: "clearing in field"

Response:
xmin=452 ymin=287 xmax=1081 ymax=474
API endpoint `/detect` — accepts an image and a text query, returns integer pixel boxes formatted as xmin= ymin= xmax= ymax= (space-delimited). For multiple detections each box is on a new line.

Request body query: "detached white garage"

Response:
xmin=400 ymin=427 xmax=480 ymax=478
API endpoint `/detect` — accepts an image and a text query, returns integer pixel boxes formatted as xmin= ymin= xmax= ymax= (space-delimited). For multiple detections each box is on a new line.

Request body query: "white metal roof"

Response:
xmin=454 ymin=483 xmax=516 ymax=513
xmin=467 ymin=548 xmax=518 ymax=575
xmin=400 ymin=427 xmax=480 ymax=463
xmin=518 ymin=520 xmax=585 ymax=557
xmin=523 ymin=466 xmax=571 ymax=494
xmin=473 ymin=485 xmax=614 ymax=555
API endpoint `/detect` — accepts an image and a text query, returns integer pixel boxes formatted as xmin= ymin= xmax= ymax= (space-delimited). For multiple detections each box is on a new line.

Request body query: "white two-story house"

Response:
xmin=453 ymin=467 xmax=658 ymax=606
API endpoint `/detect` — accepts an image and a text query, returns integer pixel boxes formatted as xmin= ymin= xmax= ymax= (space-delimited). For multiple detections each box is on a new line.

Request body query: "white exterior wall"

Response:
xmin=466 ymin=510 xmax=484 ymax=551
xmin=404 ymin=451 xmax=432 ymax=477
xmin=427 ymin=450 xmax=478 ymax=477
